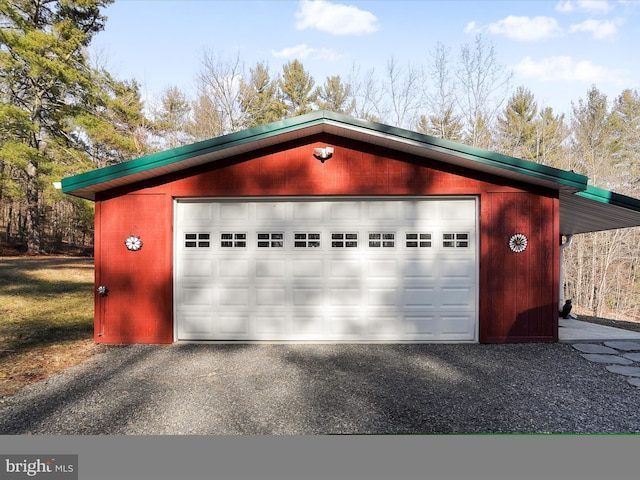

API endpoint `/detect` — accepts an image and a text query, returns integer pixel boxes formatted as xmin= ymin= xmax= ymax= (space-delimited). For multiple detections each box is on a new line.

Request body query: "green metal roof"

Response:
xmin=61 ymin=110 xmax=640 ymax=235
xmin=61 ymin=110 xmax=588 ymax=199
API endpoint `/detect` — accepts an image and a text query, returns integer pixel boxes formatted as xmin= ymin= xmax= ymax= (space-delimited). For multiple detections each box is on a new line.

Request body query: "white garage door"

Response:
xmin=175 ymin=198 xmax=477 ymax=342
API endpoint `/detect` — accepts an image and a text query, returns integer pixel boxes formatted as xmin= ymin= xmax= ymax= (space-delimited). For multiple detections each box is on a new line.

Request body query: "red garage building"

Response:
xmin=62 ymin=111 xmax=640 ymax=344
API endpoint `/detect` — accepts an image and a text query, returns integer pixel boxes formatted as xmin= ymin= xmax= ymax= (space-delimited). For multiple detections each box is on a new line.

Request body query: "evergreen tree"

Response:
xmin=239 ymin=62 xmax=284 ymax=128
xmin=610 ymin=89 xmax=640 ymax=193
xmin=0 ymin=0 xmax=113 ymax=252
xmin=570 ymin=86 xmax=617 ymax=183
xmin=316 ymin=75 xmax=355 ymax=115
xmin=278 ymin=59 xmax=317 ymax=117
xmin=416 ymin=107 xmax=464 ymax=142
xmin=76 ymin=70 xmax=151 ymax=167
xmin=152 ymin=85 xmax=193 ymax=149
xmin=535 ymin=106 xmax=567 ymax=168
xmin=495 ymin=86 xmax=539 ymax=160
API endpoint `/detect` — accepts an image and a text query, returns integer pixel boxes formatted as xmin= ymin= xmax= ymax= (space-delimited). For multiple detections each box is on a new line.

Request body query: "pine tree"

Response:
xmin=0 ymin=0 xmax=113 ymax=252
xmin=495 ymin=86 xmax=538 ymax=160
xmin=239 ymin=62 xmax=284 ymax=128
xmin=278 ymin=60 xmax=317 ymax=118
xmin=316 ymin=75 xmax=355 ymax=115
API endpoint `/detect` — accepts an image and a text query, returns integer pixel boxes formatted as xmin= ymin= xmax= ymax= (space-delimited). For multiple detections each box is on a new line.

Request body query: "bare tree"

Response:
xmin=195 ymin=49 xmax=246 ymax=134
xmin=348 ymin=64 xmax=384 ymax=122
xmin=455 ymin=34 xmax=512 ymax=149
xmin=382 ymin=57 xmax=424 ymax=129
xmin=419 ymin=42 xmax=464 ymax=141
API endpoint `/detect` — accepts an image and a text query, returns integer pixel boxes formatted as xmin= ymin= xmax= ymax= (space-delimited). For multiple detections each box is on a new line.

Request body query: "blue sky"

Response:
xmin=92 ymin=0 xmax=640 ymax=117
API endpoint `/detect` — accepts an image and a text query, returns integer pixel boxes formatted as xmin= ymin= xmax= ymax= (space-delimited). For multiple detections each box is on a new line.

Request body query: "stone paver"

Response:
xmin=627 ymin=378 xmax=640 ymax=388
xmin=580 ymin=353 xmax=634 ymax=365
xmin=605 ymin=365 xmax=640 ymax=377
xmin=572 ymin=344 xmax=618 ymax=354
xmin=603 ymin=341 xmax=640 ymax=351
xmin=622 ymin=352 xmax=640 ymax=362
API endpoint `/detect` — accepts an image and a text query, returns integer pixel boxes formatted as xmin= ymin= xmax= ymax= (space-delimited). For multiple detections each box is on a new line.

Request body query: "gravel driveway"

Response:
xmin=1 ymin=343 xmax=640 ymax=434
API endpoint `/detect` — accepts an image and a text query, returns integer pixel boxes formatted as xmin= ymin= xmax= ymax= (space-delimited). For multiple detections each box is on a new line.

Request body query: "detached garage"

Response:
xmin=62 ymin=110 xmax=640 ymax=344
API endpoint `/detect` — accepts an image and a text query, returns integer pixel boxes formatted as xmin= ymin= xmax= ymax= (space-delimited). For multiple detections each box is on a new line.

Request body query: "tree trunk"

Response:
xmin=24 ymin=170 xmax=41 ymax=253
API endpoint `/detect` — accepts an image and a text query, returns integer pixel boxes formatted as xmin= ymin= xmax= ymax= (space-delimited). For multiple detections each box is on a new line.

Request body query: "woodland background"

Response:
xmin=2 ymin=1 xmax=640 ymax=320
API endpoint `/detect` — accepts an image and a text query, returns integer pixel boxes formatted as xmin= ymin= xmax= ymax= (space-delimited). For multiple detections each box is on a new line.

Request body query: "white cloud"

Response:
xmin=271 ymin=44 xmax=345 ymax=62
xmin=556 ymin=0 xmax=613 ymax=14
xmin=515 ymin=56 xmax=629 ymax=85
xmin=464 ymin=21 xmax=480 ymax=34
xmin=486 ymin=16 xmax=562 ymax=41
xmin=272 ymin=44 xmax=316 ymax=59
xmin=295 ymin=0 xmax=378 ymax=35
xmin=570 ymin=18 xmax=621 ymax=38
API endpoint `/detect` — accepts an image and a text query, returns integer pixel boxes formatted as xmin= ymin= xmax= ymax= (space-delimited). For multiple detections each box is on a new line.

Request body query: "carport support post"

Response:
xmin=559 ymin=235 xmax=573 ymax=310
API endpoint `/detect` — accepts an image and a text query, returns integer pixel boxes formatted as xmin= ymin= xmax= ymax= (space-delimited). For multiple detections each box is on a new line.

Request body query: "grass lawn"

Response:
xmin=0 ymin=256 xmax=101 ymax=399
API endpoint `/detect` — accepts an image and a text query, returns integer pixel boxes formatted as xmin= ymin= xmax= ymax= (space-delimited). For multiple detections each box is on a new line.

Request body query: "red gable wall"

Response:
xmin=94 ymin=134 xmax=559 ymax=344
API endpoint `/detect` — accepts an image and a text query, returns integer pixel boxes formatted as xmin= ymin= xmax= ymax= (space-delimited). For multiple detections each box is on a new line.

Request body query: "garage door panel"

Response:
xmin=367 ymin=201 xmax=399 ymax=220
xmin=179 ymin=258 xmax=213 ymax=279
xmin=293 ymin=316 xmax=324 ymax=335
xmin=176 ymin=198 xmax=477 ymax=342
xmin=219 ymin=315 xmax=250 ymax=335
xmin=220 ymin=203 xmax=250 ymax=222
xmin=440 ymin=257 xmax=475 ymax=280
xmin=293 ymin=288 xmax=324 ymax=306
xmin=404 ymin=315 xmax=437 ymax=335
xmin=178 ymin=314 xmax=213 ymax=337
xmin=180 ymin=203 xmax=213 ymax=224
xmin=439 ymin=287 xmax=475 ymax=308
xmin=329 ymin=259 xmax=360 ymax=278
xmin=330 ymin=288 xmax=361 ymax=306
xmin=256 ymin=315 xmax=288 ymax=335
xmin=330 ymin=202 xmax=360 ymax=221
xmin=292 ymin=258 xmax=324 ymax=279
xmin=367 ymin=288 xmax=398 ymax=306
xmin=293 ymin=202 xmax=324 ymax=222
xmin=403 ymin=288 xmax=436 ymax=307
xmin=256 ymin=202 xmax=288 ymax=222
xmin=219 ymin=287 xmax=250 ymax=306
xmin=180 ymin=287 xmax=213 ymax=309
xmin=218 ymin=258 xmax=250 ymax=279
xmin=441 ymin=315 xmax=476 ymax=335
xmin=255 ymin=259 xmax=287 ymax=279
xmin=256 ymin=287 xmax=287 ymax=306
xmin=367 ymin=315 xmax=400 ymax=334
xmin=330 ymin=314 xmax=363 ymax=335
xmin=366 ymin=259 xmax=399 ymax=279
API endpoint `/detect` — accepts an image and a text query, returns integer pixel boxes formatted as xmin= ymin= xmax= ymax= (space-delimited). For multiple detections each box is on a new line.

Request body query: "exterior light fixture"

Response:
xmin=313 ymin=146 xmax=334 ymax=163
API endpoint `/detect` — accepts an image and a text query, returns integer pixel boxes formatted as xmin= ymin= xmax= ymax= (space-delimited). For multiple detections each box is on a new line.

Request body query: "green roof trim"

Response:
xmin=62 ymin=110 xmax=589 ymax=197
xmin=61 ymin=112 xmax=328 ymax=194
xmin=317 ymin=111 xmax=589 ymax=190
xmin=577 ymin=185 xmax=640 ymax=211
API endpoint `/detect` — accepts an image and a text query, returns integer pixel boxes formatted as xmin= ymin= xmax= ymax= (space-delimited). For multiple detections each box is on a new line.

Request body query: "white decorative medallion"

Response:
xmin=125 ymin=235 xmax=143 ymax=251
xmin=508 ymin=233 xmax=527 ymax=253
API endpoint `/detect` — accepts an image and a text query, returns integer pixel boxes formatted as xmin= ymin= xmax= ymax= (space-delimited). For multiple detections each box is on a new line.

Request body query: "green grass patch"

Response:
xmin=0 ymin=256 xmax=97 ymax=398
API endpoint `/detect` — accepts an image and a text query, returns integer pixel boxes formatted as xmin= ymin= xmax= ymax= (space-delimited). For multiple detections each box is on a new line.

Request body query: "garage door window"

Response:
xmin=405 ymin=233 xmax=432 ymax=248
xmin=294 ymin=232 xmax=321 ymax=248
xmin=443 ymin=232 xmax=469 ymax=248
xmin=258 ymin=232 xmax=284 ymax=248
xmin=331 ymin=232 xmax=358 ymax=248
xmin=221 ymin=232 xmax=247 ymax=248
xmin=184 ymin=233 xmax=211 ymax=248
xmin=369 ymin=232 xmax=395 ymax=248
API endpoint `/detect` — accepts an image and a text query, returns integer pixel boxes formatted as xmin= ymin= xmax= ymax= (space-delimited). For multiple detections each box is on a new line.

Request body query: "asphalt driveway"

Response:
xmin=1 ymin=343 xmax=640 ymax=434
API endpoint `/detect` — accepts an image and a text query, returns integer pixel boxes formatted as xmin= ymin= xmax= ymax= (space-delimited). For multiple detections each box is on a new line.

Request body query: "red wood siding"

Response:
xmin=480 ymin=192 xmax=559 ymax=342
xmin=95 ymin=134 xmax=559 ymax=343
xmin=95 ymin=193 xmax=173 ymax=343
